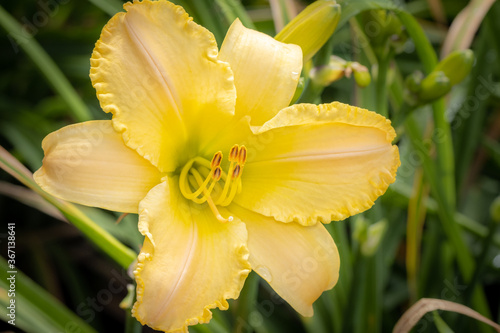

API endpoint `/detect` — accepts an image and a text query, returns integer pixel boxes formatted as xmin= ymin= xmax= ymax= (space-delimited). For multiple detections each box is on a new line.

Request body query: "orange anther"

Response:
xmin=213 ymin=166 xmax=222 ymax=181
xmin=232 ymin=164 xmax=241 ymax=179
xmin=211 ymin=151 xmax=222 ymax=168
xmin=229 ymin=144 xmax=239 ymax=162
xmin=238 ymin=146 xmax=247 ymax=165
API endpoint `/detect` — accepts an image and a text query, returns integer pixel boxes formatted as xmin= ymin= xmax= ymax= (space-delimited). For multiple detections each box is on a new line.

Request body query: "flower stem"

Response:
xmin=0 ymin=5 xmax=92 ymax=122
xmin=0 ymin=145 xmax=136 ymax=269
xmin=375 ymin=50 xmax=393 ymax=118
xmin=397 ymin=11 xmax=456 ymax=208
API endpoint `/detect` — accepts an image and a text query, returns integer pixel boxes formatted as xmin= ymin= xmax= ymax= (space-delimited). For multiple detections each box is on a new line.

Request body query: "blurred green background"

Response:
xmin=0 ymin=0 xmax=499 ymax=332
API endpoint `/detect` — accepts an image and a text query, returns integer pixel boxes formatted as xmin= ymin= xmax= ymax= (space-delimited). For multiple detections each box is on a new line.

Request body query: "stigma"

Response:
xmin=179 ymin=144 xmax=247 ymax=222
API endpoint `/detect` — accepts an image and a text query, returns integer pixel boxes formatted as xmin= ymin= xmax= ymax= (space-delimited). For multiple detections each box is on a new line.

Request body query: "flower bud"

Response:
xmin=310 ymin=63 xmax=345 ymax=86
xmin=275 ymin=0 xmax=341 ymax=62
xmin=491 ymin=196 xmax=500 ymax=224
xmin=119 ymin=284 xmax=135 ymax=309
xmin=361 ymin=219 xmax=387 ymax=257
xmin=418 ymin=71 xmax=451 ymax=102
xmin=353 ymin=216 xmax=368 ymax=245
xmin=351 ymin=64 xmax=371 ymax=87
xmin=434 ymin=49 xmax=474 ymax=86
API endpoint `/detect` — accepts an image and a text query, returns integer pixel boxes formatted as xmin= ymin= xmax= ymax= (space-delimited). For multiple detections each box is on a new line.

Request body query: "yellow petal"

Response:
xmin=33 ymin=121 xmax=161 ymax=213
xmin=230 ymin=204 xmax=339 ymax=317
xmin=90 ymin=0 xmax=236 ymax=173
xmin=219 ymin=19 xmax=302 ymax=125
xmin=132 ymin=179 xmax=251 ymax=332
xmin=234 ymin=102 xmax=400 ymax=225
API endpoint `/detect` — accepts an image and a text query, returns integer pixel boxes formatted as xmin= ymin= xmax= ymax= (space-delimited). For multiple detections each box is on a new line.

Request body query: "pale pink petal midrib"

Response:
xmin=150 ymin=219 xmax=198 ymax=324
xmin=123 ymin=15 xmax=183 ymax=121
xmin=247 ymin=145 xmax=391 ymax=164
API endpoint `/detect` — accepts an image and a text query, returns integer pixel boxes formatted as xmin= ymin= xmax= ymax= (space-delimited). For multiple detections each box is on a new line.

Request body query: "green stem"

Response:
xmin=455 ymin=22 xmax=490 ymax=199
xmin=463 ymin=218 xmax=499 ymax=305
xmin=365 ymin=251 xmax=383 ymax=333
xmin=432 ymin=98 xmax=456 ymax=208
xmin=352 ymin=254 xmax=370 ymax=333
xmin=87 ymin=0 xmax=123 ymax=16
xmin=405 ymin=116 xmax=491 ymax=322
xmin=375 ymin=50 xmax=393 ymax=117
xmin=404 ymin=117 xmax=471 ymax=276
xmin=0 ymin=146 xmax=136 ymax=269
xmin=231 ymin=272 xmax=259 ymax=333
xmin=406 ymin=168 xmax=428 ymax=303
xmin=214 ymin=0 xmax=255 ymax=29
xmin=183 ymin=0 xmax=226 ymax=44
xmin=385 ymin=183 xmax=500 ymax=249
xmin=125 ymin=311 xmax=142 ymax=333
xmin=397 ymin=11 xmax=456 ymax=208
xmin=394 ymin=15 xmax=492 ymax=319
xmin=296 ymin=35 xmax=336 ymax=104
xmin=326 ymin=222 xmax=352 ymax=332
xmin=387 ymin=17 xmax=494 ymax=321
xmin=0 ymin=5 xmax=92 ymax=122
xmin=396 ymin=12 xmax=438 ymax=72
xmin=0 ymin=257 xmax=97 ymax=333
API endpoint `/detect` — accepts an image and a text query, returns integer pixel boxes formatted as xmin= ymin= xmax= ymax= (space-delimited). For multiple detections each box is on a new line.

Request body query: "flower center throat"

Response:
xmin=179 ymin=144 xmax=247 ymax=222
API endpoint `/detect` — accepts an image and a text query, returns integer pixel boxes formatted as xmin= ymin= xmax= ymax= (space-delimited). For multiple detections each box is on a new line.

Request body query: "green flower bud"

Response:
xmin=275 ymin=0 xmax=341 ymax=62
xmin=418 ymin=71 xmax=451 ymax=102
xmin=310 ymin=64 xmax=345 ymax=86
xmin=353 ymin=216 xmax=368 ymax=244
xmin=310 ymin=56 xmax=346 ymax=86
xmin=434 ymin=49 xmax=474 ymax=86
xmin=361 ymin=219 xmax=387 ymax=257
xmin=351 ymin=63 xmax=371 ymax=88
xmin=119 ymin=284 xmax=135 ymax=309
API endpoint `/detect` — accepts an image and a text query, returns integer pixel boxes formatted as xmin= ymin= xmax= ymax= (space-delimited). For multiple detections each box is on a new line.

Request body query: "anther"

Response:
xmin=229 ymin=144 xmax=239 ymax=162
xmin=211 ymin=151 xmax=222 ymax=168
xmin=213 ymin=167 xmax=222 ymax=181
xmin=238 ymin=146 xmax=247 ymax=165
xmin=232 ymin=164 xmax=241 ymax=179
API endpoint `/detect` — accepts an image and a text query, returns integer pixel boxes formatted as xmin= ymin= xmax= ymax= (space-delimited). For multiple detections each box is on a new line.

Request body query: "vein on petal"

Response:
xmin=123 ymin=14 xmax=183 ymax=122
xmin=247 ymin=145 xmax=391 ymax=164
xmin=151 ymin=216 xmax=198 ymax=324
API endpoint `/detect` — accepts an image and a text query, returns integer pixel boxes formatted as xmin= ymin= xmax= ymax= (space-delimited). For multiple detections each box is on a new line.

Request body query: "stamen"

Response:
xmin=211 ymin=151 xmax=222 ymax=168
xmin=238 ymin=146 xmax=247 ymax=165
xmin=190 ymin=168 xmax=216 ymax=201
xmin=221 ymin=178 xmax=240 ymax=206
xmin=185 ymin=167 xmax=214 ymax=200
xmin=215 ymin=160 xmax=235 ymax=205
xmin=213 ymin=166 xmax=222 ymax=181
xmin=191 ymin=166 xmax=232 ymax=223
xmin=229 ymin=144 xmax=239 ymax=162
xmin=179 ymin=154 xmax=219 ymax=202
xmin=232 ymin=164 xmax=241 ymax=179
xmin=186 ymin=174 xmax=207 ymax=204
xmin=179 ymin=145 xmax=246 ymax=216
xmin=214 ymin=145 xmax=247 ymax=206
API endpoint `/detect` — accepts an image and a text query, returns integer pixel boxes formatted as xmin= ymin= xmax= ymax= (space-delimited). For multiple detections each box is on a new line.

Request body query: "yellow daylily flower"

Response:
xmin=34 ymin=1 xmax=400 ymax=332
